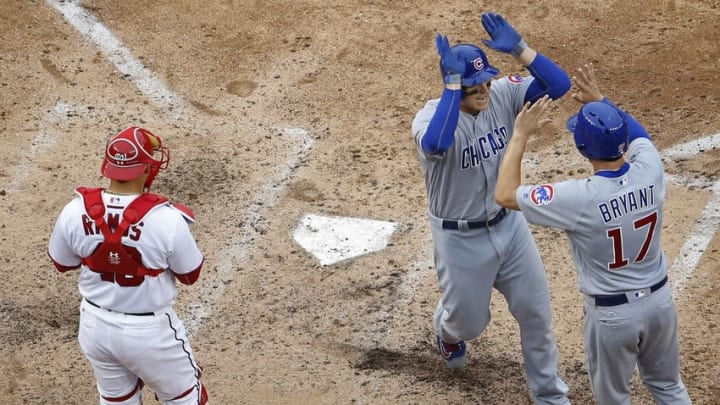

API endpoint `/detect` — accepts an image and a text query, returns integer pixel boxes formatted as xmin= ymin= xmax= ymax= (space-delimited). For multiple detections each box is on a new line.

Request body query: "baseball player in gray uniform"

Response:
xmin=48 ymin=127 xmax=209 ymax=405
xmin=411 ymin=12 xmax=571 ymax=404
xmin=495 ymin=63 xmax=692 ymax=404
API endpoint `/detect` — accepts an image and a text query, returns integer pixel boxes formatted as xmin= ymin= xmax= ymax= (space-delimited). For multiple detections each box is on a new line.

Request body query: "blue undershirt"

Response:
xmin=601 ymin=98 xmax=650 ymax=142
xmin=421 ymin=52 xmax=571 ymax=155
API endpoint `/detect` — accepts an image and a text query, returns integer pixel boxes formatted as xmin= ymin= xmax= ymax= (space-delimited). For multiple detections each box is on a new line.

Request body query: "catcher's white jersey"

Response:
xmin=48 ymin=190 xmax=204 ymax=313
xmin=517 ymin=137 xmax=666 ymax=296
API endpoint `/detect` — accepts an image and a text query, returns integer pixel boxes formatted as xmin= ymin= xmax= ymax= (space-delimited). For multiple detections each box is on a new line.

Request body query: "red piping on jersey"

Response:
xmin=171 ymin=386 xmax=196 ymax=400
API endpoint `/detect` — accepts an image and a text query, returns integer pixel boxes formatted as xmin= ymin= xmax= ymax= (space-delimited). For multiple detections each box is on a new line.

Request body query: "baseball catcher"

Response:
xmin=48 ymin=127 xmax=209 ymax=405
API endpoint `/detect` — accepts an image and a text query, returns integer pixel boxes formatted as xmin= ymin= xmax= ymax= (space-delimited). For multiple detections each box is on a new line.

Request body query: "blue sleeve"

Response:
xmin=420 ymin=87 xmax=462 ymax=154
xmin=523 ymin=53 xmax=571 ymax=103
xmin=601 ymin=97 xmax=650 ymax=141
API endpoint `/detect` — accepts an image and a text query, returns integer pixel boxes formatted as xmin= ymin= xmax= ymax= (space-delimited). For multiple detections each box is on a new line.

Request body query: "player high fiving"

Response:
xmin=496 ymin=63 xmax=692 ymax=404
xmin=411 ymin=11 xmax=571 ymax=404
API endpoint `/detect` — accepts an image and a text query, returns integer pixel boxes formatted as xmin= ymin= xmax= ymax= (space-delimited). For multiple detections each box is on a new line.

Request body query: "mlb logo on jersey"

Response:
xmin=529 ymin=184 xmax=554 ymax=206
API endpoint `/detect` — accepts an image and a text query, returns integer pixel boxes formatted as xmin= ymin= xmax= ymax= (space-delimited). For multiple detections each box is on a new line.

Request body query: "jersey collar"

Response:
xmin=594 ymin=162 xmax=630 ymax=178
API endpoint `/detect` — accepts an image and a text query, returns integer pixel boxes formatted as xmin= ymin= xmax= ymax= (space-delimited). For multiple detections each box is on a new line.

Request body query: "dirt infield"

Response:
xmin=2 ymin=1 xmax=719 ymax=404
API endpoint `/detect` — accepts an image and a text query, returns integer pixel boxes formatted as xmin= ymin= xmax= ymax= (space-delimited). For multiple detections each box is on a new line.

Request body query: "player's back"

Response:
xmin=570 ymin=137 xmax=667 ymax=294
xmin=517 ymin=137 xmax=666 ymax=295
xmin=49 ymin=190 xmax=203 ymax=313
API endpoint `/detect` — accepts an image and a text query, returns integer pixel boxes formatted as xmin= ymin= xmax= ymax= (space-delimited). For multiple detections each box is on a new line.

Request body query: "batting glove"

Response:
xmin=435 ymin=33 xmax=465 ymax=83
xmin=481 ymin=12 xmax=523 ymax=55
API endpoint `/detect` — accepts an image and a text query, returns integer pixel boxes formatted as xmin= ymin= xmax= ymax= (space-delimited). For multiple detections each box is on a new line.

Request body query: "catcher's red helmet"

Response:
xmin=101 ymin=126 xmax=169 ymax=189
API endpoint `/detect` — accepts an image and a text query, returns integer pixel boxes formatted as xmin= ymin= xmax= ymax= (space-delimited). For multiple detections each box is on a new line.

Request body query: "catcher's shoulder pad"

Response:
xmin=76 ymin=189 xmax=169 ymax=277
xmin=130 ymin=193 xmax=170 ymax=223
xmin=169 ymin=201 xmax=196 ymax=223
xmin=75 ymin=187 xmax=106 ymax=219
xmin=75 ymin=186 xmax=104 ymax=195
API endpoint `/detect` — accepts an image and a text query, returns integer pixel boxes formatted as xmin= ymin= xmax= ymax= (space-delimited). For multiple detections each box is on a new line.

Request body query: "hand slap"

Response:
xmin=571 ymin=63 xmax=603 ymax=104
xmin=514 ymin=96 xmax=553 ymax=139
xmin=435 ymin=33 xmax=466 ymax=76
xmin=480 ymin=12 xmax=522 ymax=53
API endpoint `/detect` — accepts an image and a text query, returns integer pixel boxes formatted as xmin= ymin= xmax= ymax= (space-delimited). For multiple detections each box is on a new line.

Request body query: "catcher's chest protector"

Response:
xmin=77 ymin=187 xmax=168 ymax=277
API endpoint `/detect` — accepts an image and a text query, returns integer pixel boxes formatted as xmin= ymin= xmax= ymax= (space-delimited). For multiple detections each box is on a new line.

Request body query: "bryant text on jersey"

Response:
xmin=597 ymin=184 xmax=656 ymax=224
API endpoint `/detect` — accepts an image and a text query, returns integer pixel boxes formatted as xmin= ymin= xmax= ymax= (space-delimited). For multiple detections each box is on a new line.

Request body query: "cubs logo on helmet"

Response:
xmin=438 ymin=44 xmax=500 ymax=87
xmin=472 ymin=57 xmax=485 ymax=71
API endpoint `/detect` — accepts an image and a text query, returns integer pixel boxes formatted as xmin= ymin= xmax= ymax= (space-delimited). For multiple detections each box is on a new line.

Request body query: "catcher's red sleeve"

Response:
xmin=48 ymin=251 xmax=80 ymax=272
xmin=173 ymin=259 xmax=204 ymax=285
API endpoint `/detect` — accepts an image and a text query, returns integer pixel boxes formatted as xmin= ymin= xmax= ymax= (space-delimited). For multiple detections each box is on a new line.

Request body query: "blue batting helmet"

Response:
xmin=566 ymin=102 xmax=629 ymax=160
xmin=440 ymin=44 xmax=500 ymax=87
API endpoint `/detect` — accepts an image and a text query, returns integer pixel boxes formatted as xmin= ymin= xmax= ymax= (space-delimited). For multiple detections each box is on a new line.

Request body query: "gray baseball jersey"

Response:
xmin=516 ymin=137 xmax=691 ymax=404
xmin=516 ymin=137 xmax=666 ymax=295
xmin=413 ymin=76 xmax=531 ymax=220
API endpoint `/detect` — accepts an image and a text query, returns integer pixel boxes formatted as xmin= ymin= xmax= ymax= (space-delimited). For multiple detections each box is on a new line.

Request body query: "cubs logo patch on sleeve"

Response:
xmin=507 ymin=75 xmax=525 ymax=84
xmin=529 ymin=184 xmax=554 ymax=205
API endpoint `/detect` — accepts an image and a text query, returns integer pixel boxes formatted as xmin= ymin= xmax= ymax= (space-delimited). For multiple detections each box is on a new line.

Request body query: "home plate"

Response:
xmin=293 ymin=214 xmax=398 ymax=266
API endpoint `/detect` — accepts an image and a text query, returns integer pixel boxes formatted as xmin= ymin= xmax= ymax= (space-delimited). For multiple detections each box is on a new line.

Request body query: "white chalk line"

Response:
xmin=662 ymin=133 xmax=720 ymax=296
xmin=663 ymin=132 xmax=720 ymax=296
xmin=46 ymin=0 xmax=189 ymax=120
xmin=5 ymin=103 xmax=76 ymax=193
xmin=182 ymin=128 xmax=313 ymax=335
xmin=43 ymin=1 xmax=314 ymax=337
xmin=662 ymin=132 xmax=720 ymax=160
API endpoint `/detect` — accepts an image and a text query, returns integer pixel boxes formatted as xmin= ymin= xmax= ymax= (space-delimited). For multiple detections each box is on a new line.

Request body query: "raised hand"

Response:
xmin=481 ymin=12 xmax=522 ymax=53
xmin=571 ymin=63 xmax=603 ymax=104
xmin=514 ymin=95 xmax=553 ymax=139
xmin=435 ymin=33 xmax=466 ymax=77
